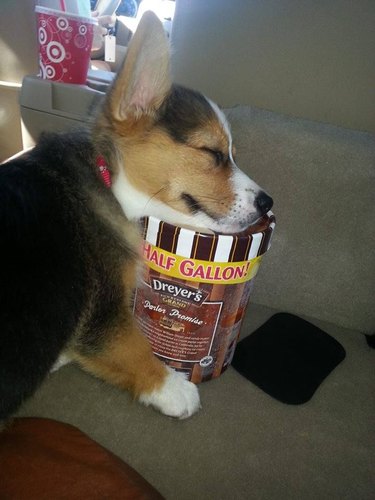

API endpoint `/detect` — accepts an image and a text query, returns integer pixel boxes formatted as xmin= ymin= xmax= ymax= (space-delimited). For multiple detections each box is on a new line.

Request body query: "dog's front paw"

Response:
xmin=139 ymin=367 xmax=201 ymax=419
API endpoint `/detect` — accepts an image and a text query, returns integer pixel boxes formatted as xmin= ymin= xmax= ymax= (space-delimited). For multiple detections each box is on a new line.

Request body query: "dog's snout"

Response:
xmin=255 ymin=191 xmax=273 ymax=215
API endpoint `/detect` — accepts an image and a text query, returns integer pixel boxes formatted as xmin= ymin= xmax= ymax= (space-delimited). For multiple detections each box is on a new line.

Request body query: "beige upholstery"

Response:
xmin=171 ymin=0 xmax=375 ymax=133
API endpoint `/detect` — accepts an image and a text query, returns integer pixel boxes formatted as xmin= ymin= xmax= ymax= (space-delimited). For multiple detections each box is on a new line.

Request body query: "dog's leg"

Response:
xmin=74 ymin=320 xmax=200 ymax=419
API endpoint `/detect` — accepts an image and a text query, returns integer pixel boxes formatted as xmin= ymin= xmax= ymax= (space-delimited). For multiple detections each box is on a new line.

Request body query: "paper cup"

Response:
xmin=35 ymin=6 xmax=97 ymax=84
xmin=133 ymin=213 xmax=276 ymax=383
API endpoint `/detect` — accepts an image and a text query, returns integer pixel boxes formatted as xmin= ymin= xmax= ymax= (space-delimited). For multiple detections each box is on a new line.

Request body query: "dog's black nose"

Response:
xmin=255 ymin=191 xmax=273 ymax=215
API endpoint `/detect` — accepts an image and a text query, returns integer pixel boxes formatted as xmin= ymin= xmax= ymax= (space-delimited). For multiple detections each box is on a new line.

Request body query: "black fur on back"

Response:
xmin=0 ymin=129 xmax=135 ymax=419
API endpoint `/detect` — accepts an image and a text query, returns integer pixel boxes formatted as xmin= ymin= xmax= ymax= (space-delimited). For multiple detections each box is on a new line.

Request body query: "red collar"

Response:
xmin=96 ymin=155 xmax=112 ymax=188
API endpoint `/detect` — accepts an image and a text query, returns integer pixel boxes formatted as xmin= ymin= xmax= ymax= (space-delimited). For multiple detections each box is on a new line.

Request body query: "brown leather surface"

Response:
xmin=0 ymin=418 xmax=164 ymax=499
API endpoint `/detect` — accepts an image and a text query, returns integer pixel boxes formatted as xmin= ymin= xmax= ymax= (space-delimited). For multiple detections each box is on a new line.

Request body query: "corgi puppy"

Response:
xmin=0 ymin=12 xmax=272 ymax=422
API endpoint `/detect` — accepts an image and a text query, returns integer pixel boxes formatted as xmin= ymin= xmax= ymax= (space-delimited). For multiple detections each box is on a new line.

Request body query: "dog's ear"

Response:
xmin=108 ymin=11 xmax=171 ymax=121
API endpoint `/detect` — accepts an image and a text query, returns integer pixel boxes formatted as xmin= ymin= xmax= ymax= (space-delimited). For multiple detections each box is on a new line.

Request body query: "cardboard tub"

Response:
xmin=133 ymin=213 xmax=276 ymax=383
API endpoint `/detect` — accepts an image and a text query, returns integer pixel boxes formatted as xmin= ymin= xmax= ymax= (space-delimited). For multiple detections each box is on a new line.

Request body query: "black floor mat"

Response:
xmin=232 ymin=313 xmax=346 ymax=404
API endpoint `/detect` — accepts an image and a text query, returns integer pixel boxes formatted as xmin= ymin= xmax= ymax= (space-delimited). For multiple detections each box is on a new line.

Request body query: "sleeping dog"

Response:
xmin=0 ymin=12 xmax=272 ymax=421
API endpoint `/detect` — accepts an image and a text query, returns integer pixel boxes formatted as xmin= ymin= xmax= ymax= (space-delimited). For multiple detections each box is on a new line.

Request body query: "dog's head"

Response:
xmin=96 ymin=12 xmax=273 ymax=233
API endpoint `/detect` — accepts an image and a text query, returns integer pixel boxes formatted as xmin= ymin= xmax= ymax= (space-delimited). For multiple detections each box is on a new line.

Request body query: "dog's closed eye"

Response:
xmin=200 ymin=147 xmax=226 ymax=166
